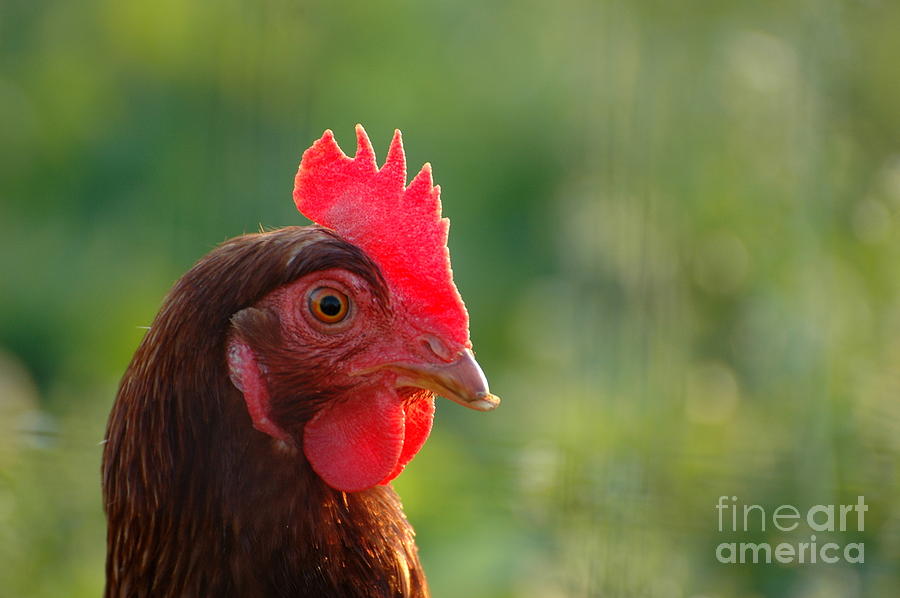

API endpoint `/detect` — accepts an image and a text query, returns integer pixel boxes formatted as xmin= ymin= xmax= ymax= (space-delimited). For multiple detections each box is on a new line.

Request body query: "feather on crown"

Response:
xmin=293 ymin=125 xmax=470 ymax=348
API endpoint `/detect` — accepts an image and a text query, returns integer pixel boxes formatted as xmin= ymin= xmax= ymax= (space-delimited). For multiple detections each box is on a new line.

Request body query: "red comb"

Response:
xmin=294 ymin=125 xmax=470 ymax=347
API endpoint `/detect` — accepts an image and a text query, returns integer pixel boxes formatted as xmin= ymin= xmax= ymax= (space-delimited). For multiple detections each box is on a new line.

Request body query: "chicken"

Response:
xmin=101 ymin=125 xmax=499 ymax=598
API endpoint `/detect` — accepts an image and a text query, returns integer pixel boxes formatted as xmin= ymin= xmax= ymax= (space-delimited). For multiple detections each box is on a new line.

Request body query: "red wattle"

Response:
xmin=303 ymin=389 xmax=434 ymax=493
xmin=380 ymin=397 xmax=435 ymax=485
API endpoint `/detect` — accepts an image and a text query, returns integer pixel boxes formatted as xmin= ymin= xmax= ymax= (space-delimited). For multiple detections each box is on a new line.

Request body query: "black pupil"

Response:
xmin=319 ymin=295 xmax=342 ymax=317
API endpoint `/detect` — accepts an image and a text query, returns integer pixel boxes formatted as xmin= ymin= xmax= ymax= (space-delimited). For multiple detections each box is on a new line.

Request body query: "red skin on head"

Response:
xmin=230 ymin=128 xmax=474 ymax=493
xmin=228 ymin=269 xmax=438 ymax=492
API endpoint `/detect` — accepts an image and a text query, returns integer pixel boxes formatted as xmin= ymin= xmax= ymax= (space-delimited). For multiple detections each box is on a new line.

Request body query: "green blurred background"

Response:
xmin=2 ymin=1 xmax=899 ymax=596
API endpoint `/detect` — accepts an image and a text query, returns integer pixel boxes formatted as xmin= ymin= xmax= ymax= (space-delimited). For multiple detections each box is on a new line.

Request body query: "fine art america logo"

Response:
xmin=715 ymin=496 xmax=867 ymax=564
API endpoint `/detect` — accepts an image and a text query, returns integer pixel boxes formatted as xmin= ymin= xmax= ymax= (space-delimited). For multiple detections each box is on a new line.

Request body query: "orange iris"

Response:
xmin=308 ymin=287 xmax=349 ymax=323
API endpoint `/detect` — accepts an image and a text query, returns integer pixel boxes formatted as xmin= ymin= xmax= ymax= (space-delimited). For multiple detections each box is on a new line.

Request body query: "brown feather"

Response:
xmin=103 ymin=226 xmax=429 ymax=597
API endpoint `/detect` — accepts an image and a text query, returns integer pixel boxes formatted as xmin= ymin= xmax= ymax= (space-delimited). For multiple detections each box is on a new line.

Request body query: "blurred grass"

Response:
xmin=2 ymin=0 xmax=900 ymax=597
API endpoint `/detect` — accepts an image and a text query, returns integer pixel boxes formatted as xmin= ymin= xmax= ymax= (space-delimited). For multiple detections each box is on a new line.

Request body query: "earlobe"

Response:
xmin=226 ymin=337 xmax=293 ymax=444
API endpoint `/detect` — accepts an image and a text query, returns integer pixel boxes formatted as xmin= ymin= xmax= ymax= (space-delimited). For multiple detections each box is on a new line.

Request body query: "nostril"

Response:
xmin=422 ymin=334 xmax=453 ymax=361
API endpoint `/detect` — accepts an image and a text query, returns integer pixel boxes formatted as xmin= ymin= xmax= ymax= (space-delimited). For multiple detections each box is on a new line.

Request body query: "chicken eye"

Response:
xmin=308 ymin=287 xmax=349 ymax=324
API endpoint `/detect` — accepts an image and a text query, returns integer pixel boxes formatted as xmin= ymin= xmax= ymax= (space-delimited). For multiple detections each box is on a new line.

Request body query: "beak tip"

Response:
xmin=469 ymin=392 xmax=501 ymax=412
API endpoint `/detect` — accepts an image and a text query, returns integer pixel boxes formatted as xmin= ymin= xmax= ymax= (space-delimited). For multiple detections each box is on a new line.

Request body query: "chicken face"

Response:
xmin=227 ymin=261 xmax=497 ymax=493
xmin=225 ymin=126 xmax=498 ymax=493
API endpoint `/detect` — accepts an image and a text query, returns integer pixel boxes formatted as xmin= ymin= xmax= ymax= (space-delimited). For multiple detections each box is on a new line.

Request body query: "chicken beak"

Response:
xmin=391 ymin=349 xmax=500 ymax=412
